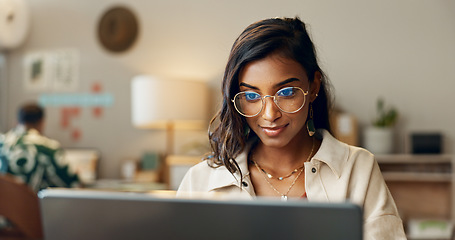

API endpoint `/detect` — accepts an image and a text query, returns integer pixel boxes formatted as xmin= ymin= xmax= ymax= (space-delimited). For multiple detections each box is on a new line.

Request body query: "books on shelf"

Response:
xmin=407 ymin=219 xmax=453 ymax=240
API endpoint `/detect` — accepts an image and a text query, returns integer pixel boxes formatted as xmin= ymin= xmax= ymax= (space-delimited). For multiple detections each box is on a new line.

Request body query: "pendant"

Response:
xmin=281 ymin=195 xmax=288 ymax=201
xmin=278 ymin=177 xmax=284 ymax=181
xmin=307 ymin=118 xmax=315 ymax=137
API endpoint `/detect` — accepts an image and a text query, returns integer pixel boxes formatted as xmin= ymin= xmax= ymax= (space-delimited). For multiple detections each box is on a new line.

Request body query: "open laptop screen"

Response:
xmin=39 ymin=189 xmax=362 ymax=240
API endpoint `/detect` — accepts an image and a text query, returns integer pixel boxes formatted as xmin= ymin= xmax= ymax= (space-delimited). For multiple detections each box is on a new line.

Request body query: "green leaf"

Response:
xmin=373 ymin=98 xmax=398 ymax=127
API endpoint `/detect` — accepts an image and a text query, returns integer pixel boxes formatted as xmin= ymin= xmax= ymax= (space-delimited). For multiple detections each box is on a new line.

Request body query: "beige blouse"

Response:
xmin=177 ymin=130 xmax=407 ymax=240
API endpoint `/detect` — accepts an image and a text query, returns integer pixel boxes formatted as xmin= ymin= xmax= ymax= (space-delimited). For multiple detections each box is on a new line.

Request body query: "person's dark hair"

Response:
xmin=18 ymin=103 xmax=44 ymax=125
xmin=207 ymin=17 xmax=333 ymax=178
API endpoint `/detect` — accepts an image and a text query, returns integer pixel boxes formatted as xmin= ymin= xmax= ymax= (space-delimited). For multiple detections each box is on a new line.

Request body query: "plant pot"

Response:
xmin=363 ymin=126 xmax=394 ymax=154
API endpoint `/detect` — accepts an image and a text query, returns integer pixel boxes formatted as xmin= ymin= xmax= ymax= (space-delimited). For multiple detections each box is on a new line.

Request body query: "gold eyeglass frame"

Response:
xmin=231 ymin=86 xmax=309 ymax=117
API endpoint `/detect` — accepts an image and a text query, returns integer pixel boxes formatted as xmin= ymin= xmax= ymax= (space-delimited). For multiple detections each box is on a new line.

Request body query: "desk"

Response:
xmin=86 ymin=179 xmax=167 ymax=192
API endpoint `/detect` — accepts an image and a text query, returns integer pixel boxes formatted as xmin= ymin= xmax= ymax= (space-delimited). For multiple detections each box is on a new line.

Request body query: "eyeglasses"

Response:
xmin=232 ymin=86 xmax=309 ymax=117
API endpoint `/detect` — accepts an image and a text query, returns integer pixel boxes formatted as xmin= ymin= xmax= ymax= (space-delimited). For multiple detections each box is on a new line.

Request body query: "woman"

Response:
xmin=177 ymin=17 xmax=406 ymax=239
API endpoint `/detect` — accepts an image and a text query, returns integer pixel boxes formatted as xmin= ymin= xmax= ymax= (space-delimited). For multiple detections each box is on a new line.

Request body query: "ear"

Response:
xmin=309 ymin=71 xmax=321 ymax=102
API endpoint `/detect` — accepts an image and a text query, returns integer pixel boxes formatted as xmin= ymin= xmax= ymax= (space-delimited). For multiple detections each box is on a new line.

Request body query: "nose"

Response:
xmin=261 ymin=96 xmax=281 ymax=122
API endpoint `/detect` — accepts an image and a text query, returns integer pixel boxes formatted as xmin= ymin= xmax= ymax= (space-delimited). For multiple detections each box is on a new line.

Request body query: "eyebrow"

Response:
xmin=275 ymin=78 xmax=300 ymax=87
xmin=239 ymin=78 xmax=301 ymax=90
xmin=239 ymin=82 xmax=259 ymax=90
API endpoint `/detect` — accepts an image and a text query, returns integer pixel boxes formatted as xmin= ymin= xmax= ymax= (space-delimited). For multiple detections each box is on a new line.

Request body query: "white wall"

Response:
xmin=2 ymin=0 xmax=455 ymax=178
xmin=0 ymin=54 xmax=6 ymax=131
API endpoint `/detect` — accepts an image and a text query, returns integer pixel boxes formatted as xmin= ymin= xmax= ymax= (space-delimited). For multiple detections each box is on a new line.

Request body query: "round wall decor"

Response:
xmin=97 ymin=6 xmax=139 ymax=53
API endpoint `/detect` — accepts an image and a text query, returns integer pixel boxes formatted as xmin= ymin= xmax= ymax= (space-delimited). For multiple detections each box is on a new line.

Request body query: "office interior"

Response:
xmin=1 ymin=0 xmax=455 ymax=239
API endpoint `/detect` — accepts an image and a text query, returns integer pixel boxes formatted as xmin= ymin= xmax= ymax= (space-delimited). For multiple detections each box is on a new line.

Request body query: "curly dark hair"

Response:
xmin=207 ymin=17 xmax=333 ymax=179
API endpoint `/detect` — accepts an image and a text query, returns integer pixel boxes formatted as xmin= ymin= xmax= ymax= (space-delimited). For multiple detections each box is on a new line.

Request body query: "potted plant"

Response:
xmin=363 ymin=98 xmax=399 ymax=154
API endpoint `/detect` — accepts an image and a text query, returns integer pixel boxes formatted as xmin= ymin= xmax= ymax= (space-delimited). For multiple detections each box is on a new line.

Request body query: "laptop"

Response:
xmin=38 ymin=189 xmax=363 ymax=240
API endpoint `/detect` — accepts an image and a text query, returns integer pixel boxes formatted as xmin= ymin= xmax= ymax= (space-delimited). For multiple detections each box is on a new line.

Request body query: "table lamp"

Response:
xmin=131 ymin=75 xmax=209 ymax=155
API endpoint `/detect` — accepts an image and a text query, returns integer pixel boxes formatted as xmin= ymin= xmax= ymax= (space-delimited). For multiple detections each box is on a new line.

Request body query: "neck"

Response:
xmin=23 ymin=123 xmax=42 ymax=134
xmin=253 ymin=132 xmax=315 ymax=170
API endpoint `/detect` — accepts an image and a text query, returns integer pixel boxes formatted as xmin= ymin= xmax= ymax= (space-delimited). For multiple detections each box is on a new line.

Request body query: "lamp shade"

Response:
xmin=131 ymin=75 xmax=209 ymax=130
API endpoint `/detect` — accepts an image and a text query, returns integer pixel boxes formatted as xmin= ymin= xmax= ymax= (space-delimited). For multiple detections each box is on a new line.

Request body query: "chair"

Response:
xmin=0 ymin=174 xmax=43 ymax=239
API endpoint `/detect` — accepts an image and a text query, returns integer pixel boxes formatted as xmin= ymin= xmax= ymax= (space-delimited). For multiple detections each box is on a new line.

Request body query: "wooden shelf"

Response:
xmin=376 ymin=154 xmax=453 ymax=164
xmin=382 ymin=172 xmax=452 ymax=182
xmin=376 ymin=154 xmax=455 ymax=230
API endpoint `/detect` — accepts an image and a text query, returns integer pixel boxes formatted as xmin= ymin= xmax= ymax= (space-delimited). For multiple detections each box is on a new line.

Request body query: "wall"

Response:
xmin=0 ymin=54 xmax=6 ymax=132
xmin=1 ymin=0 xmax=454 ymax=178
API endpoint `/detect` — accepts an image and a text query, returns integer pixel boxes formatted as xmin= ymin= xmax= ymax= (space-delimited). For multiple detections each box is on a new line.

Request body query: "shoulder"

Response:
xmin=341 ymin=139 xmax=379 ymax=177
xmin=315 ymin=129 xmax=377 ymax=177
xmin=178 ymin=160 xmax=213 ymax=193
xmin=183 ymin=159 xmax=233 ymax=184
xmin=187 ymin=160 xmax=218 ymax=176
xmin=177 ymin=157 xmax=241 ymax=195
xmin=348 ymin=145 xmax=376 ymax=164
xmin=2 ymin=128 xmax=22 ymax=148
xmin=23 ymin=129 xmax=61 ymax=150
xmin=319 ymin=129 xmax=374 ymax=160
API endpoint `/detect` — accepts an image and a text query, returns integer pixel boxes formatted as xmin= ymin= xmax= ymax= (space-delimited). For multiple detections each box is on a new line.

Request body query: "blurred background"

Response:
xmin=0 ymin=0 xmax=454 ymax=179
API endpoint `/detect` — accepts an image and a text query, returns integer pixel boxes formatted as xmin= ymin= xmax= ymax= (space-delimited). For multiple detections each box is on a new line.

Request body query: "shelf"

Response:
xmin=376 ymin=154 xmax=453 ymax=164
xmin=375 ymin=154 xmax=455 ymax=226
xmin=382 ymin=172 xmax=452 ymax=182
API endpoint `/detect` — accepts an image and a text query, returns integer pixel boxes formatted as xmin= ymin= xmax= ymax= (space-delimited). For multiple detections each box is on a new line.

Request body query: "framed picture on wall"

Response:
xmin=23 ymin=49 xmax=79 ymax=92
xmin=51 ymin=49 xmax=79 ymax=91
xmin=23 ymin=51 xmax=51 ymax=91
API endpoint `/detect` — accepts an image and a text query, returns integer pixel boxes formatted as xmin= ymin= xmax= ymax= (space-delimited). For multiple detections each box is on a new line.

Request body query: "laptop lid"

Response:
xmin=38 ymin=189 xmax=363 ymax=240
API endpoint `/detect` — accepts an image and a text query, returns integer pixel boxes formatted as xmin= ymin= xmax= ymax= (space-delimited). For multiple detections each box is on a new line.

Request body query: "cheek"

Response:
xmin=245 ymin=117 xmax=264 ymax=137
xmin=245 ymin=117 xmax=257 ymax=129
xmin=299 ymin=107 xmax=310 ymax=121
xmin=289 ymin=104 xmax=308 ymax=122
xmin=291 ymin=107 xmax=309 ymax=128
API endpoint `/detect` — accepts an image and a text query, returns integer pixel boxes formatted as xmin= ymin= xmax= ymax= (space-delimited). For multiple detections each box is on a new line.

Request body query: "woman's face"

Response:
xmin=237 ymin=53 xmax=320 ymax=148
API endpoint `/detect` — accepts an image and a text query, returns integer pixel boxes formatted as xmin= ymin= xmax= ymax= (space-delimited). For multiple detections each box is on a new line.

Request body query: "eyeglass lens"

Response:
xmin=233 ymin=87 xmax=306 ymax=117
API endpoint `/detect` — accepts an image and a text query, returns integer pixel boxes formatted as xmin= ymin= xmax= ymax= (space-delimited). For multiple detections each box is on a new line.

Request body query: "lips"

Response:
xmin=261 ymin=124 xmax=288 ymax=137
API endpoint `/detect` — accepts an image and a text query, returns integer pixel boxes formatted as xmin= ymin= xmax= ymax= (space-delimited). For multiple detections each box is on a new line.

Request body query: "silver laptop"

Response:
xmin=38 ymin=189 xmax=363 ymax=240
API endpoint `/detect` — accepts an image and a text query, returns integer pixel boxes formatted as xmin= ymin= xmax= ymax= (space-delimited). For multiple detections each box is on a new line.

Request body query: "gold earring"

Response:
xmin=307 ymin=103 xmax=315 ymax=137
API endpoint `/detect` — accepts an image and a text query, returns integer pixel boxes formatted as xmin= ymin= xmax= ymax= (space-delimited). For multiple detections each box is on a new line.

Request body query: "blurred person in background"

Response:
xmin=0 ymin=102 xmax=79 ymax=192
xmin=0 ymin=134 xmax=6 ymax=173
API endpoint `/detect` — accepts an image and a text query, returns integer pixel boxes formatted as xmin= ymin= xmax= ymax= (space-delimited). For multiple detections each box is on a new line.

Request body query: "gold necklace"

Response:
xmin=252 ymin=138 xmax=315 ymax=201
xmin=256 ymin=162 xmax=304 ymax=181
xmin=253 ymin=161 xmax=304 ymax=201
